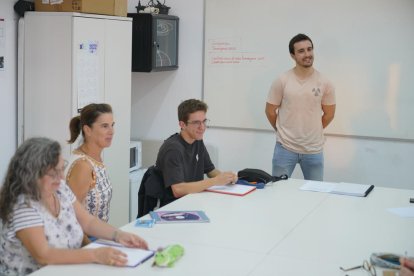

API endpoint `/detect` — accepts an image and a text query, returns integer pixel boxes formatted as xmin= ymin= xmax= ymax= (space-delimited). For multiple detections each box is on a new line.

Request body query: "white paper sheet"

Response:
xmin=300 ymin=181 xmax=336 ymax=193
xmin=387 ymin=207 xmax=414 ymax=218
xmin=87 ymin=240 xmax=154 ymax=267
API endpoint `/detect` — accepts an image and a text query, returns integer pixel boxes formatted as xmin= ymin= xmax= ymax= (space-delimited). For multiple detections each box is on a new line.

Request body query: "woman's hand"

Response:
xmin=93 ymin=247 xmax=128 ymax=266
xmin=116 ymin=230 xmax=149 ymax=250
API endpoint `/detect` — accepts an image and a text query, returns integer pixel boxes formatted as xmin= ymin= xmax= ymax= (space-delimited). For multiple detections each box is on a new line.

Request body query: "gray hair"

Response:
xmin=0 ymin=137 xmax=61 ymax=223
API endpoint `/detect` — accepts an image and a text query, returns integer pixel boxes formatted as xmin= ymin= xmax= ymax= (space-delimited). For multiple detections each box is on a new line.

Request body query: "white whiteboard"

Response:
xmin=204 ymin=0 xmax=414 ymax=140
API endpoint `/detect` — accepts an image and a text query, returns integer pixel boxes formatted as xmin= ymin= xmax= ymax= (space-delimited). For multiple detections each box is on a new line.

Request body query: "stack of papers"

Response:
xmin=205 ymin=184 xmax=256 ymax=196
xmin=300 ymin=181 xmax=374 ymax=197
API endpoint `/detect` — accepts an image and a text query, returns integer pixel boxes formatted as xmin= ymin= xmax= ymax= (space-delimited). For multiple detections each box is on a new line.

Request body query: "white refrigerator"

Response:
xmin=18 ymin=12 xmax=132 ymax=227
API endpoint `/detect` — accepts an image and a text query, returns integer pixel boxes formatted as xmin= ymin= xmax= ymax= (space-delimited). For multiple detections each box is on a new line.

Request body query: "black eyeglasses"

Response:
xmin=186 ymin=119 xmax=210 ymax=127
xmin=340 ymin=260 xmax=376 ymax=276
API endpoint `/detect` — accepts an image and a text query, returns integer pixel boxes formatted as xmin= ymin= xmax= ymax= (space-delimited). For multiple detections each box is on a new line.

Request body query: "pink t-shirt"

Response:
xmin=267 ymin=69 xmax=336 ymax=154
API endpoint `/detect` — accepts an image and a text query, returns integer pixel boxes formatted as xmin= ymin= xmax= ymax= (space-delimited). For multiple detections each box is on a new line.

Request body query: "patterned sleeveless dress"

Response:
xmin=65 ymin=150 xmax=112 ymax=222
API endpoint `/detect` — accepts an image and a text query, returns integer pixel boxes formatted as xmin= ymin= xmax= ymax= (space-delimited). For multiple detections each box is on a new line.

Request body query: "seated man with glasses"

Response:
xmin=154 ymin=99 xmax=237 ymax=204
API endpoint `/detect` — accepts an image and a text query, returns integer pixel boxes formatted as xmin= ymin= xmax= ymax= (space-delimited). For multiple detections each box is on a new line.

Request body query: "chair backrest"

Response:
xmin=137 ymin=165 xmax=173 ymax=218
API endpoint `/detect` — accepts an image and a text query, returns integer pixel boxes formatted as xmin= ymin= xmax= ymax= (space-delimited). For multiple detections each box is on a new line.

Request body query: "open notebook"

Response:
xmin=87 ymin=240 xmax=154 ymax=267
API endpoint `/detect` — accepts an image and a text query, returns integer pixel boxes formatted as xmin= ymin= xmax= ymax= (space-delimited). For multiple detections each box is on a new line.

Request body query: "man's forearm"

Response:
xmin=265 ymin=103 xmax=279 ymax=131
xmin=322 ymin=114 xmax=334 ymax=128
xmin=171 ymin=178 xmax=216 ymax=198
xmin=266 ymin=113 xmax=277 ymax=131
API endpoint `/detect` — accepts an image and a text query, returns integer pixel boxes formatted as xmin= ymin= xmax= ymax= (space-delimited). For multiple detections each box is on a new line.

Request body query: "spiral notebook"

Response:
xmin=300 ymin=181 xmax=374 ymax=197
xmin=330 ymin=182 xmax=374 ymax=197
xmin=88 ymin=240 xmax=154 ymax=267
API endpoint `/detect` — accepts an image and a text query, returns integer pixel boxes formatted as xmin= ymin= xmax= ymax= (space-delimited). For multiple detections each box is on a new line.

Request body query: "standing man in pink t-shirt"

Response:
xmin=265 ymin=33 xmax=336 ymax=181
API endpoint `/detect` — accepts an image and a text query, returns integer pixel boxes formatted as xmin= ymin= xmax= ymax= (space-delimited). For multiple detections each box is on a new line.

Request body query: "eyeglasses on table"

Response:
xmin=340 ymin=260 xmax=376 ymax=276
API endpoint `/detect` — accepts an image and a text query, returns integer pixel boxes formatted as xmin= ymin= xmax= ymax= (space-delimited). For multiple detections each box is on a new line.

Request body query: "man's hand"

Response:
xmin=400 ymin=257 xmax=414 ymax=276
xmin=213 ymin=171 xmax=238 ymax=186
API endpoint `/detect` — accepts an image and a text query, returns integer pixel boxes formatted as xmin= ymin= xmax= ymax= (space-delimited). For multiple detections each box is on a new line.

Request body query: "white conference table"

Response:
xmin=32 ymin=178 xmax=414 ymax=276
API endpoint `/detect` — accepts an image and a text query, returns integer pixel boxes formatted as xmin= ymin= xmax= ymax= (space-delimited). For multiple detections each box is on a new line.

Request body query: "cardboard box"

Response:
xmin=34 ymin=0 xmax=127 ymax=17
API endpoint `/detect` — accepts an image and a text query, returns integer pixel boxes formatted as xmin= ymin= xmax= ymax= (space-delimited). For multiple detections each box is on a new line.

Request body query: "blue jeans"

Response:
xmin=272 ymin=142 xmax=324 ymax=181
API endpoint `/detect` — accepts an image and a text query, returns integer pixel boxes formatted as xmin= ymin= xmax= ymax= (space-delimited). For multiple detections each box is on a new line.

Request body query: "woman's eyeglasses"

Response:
xmin=340 ymin=260 xmax=376 ymax=276
xmin=46 ymin=160 xmax=68 ymax=180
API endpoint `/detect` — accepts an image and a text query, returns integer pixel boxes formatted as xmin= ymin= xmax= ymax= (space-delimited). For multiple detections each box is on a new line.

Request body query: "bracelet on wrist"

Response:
xmin=112 ymin=230 xmax=118 ymax=242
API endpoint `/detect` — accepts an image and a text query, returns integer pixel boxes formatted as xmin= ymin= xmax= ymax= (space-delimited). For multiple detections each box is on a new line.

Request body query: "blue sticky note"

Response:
xmin=135 ymin=219 xmax=155 ymax=228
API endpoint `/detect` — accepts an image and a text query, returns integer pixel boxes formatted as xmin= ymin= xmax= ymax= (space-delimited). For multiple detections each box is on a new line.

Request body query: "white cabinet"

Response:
xmin=21 ymin=12 xmax=132 ymax=227
xmin=129 ymin=168 xmax=147 ymax=222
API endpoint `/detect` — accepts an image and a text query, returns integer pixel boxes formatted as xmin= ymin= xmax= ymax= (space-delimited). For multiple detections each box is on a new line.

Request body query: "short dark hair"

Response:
xmin=289 ymin=33 xmax=313 ymax=55
xmin=178 ymin=99 xmax=208 ymax=123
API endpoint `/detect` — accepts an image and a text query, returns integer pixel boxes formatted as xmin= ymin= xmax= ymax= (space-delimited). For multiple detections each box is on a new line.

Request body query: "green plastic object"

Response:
xmin=153 ymin=244 xmax=185 ymax=267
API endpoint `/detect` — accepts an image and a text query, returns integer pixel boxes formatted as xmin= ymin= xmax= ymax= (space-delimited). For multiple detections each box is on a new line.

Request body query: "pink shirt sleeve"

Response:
xmin=267 ymin=77 xmax=284 ymax=106
xmin=321 ymin=80 xmax=336 ymax=105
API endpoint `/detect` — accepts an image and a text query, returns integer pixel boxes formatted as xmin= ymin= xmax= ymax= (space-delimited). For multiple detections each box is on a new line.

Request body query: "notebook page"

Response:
xmin=87 ymin=241 xmax=154 ymax=267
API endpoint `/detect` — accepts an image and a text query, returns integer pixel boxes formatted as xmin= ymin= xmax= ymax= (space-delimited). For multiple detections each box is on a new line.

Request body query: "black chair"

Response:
xmin=137 ymin=165 xmax=173 ymax=218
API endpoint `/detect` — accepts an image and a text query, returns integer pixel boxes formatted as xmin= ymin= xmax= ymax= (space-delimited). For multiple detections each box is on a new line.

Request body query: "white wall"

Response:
xmin=130 ymin=0 xmax=414 ymax=190
xmin=129 ymin=0 xmax=204 ymax=140
xmin=204 ymin=0 xmax=414 ymax=140
xmin=1 ymin=0 xmax=413 ymax=191
xmin=0 ymin=0 xmax=18 ymax=183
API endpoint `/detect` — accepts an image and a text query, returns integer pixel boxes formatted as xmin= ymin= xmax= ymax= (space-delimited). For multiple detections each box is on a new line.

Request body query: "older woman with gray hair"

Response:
xmin=0 ymin=137 xmax=148 ymax=275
